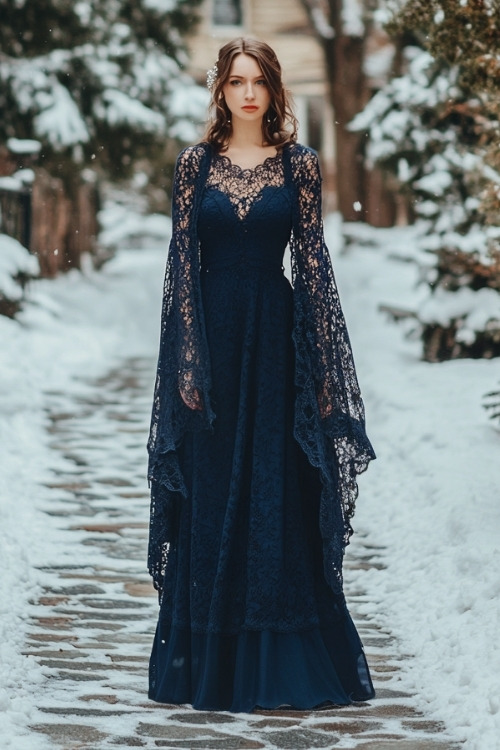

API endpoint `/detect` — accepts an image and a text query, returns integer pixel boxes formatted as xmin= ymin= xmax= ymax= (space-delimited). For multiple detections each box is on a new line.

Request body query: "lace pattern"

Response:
xmin=147 ymin=145 xmax=215 ymax=592
xmin=206 ymin=152 xmax=284 ymax=220
xmin=147 ymin=142 xmax=375 ymax=597
xmin=286 ymin=147 xmax=376 ymax=592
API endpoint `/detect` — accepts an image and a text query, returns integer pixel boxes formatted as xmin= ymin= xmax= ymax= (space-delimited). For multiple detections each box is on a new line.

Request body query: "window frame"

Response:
xmin=210 ymin=0 xmax=245 ymax=33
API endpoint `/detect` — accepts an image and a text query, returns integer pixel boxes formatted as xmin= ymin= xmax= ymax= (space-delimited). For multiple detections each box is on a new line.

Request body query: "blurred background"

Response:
xmin=1 ymin=0 xmax=499 ymax=365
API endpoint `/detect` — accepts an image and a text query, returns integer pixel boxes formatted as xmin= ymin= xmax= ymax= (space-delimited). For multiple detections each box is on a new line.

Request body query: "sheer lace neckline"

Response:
xmin=207 ymin=148 xmax=285 ymax=221
xmin=213 ymin=150 xmax=282 ymax=175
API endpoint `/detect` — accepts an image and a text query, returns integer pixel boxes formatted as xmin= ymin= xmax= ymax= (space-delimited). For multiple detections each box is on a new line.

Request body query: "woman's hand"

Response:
xmin=317 ymin=385 xmax=333 ymax=419
xmin=180 ymin=386 xmax=203 ymax=410
xmin=179 ymin=371 xmax=203 ymax=410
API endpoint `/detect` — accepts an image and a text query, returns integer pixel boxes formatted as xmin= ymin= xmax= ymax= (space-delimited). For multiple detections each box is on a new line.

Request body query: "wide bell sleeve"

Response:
xmin=288 ymin=144 xmax=376 ymax=593
xmin=147 ymin=144 xmax=214 ymax=594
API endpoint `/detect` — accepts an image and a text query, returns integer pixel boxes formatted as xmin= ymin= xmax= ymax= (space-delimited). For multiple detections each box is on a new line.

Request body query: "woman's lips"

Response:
xmin=242 ymin=106 xmax=258 ymax=111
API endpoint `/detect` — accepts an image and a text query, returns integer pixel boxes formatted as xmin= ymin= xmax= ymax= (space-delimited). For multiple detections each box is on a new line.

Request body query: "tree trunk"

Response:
xmin=301 ymin=1 xmax=369 ymax=220
xmin=323 ymin=30 xmax=367 ymax=220
xmin=365 ymin=167 xmax=398 ymax=227
xmin=300 ymin=0 xmax=398 ymax=225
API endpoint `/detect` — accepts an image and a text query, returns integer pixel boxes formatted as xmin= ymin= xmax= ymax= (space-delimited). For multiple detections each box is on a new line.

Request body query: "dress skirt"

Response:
xmin=148 ymin=253 xmax=374 ymax=712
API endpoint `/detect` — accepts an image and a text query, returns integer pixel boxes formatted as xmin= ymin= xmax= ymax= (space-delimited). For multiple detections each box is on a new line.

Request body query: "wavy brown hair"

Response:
xmin=204 ymin=37 xmax=298 ymax=152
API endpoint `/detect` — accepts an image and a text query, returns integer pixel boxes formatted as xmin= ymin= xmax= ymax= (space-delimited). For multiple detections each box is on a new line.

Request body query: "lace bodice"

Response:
xmin=147 ymin=142 xmax=375 ymax=598
xmin=205 ymin=152 xmax=285 ymax=220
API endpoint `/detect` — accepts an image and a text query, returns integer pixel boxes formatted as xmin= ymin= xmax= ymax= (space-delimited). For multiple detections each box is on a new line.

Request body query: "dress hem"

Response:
xmin=149 ymin=620 xmax=375 ymax=713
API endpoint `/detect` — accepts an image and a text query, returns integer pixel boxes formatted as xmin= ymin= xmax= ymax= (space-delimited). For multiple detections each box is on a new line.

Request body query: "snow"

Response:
xmin=34 ymin=77 xmax=90 ymax=148
xmin=0 ymin=176 xmax=24 ymax=193
xmin=342 ymin=0 xmax=364 ymax=37
xmin=418 ymin=286 xmax=500 ymax=343
xmin=0 ymin=8 xmax=203 ymax=154
xmin=168 ymin=82 xmax=211 ymax=143
xmin=98 ymin=201 xmax=172 ymax=250
xmin=331 ymin=220 xmax=500 ymax=750
xmin=97 ymin=89 xmax=165 ymax=133
xmin=0 ymin=214 xmax=499 ymax=749
xmin=0 ymin=236 xmax=167 ymax=748
xmin=364 ymin=42 xmax=395 ymax=84
xmin=309 ymin=7 xmax=335 ymax=40
xmin=169 ymin=82 xmax=210 ymax=121
xmin=349 ymin=41 xmax=500 ymax=347
xmin=349 ymin=48 xmax=462 ymax=159
xmin=13 ymin=168 xmax=35 ymax=185
xmin=0 ymin=234 xmax=39 ymax=301
xmin=142 ymin=0 xmax=176 ymax=11
xmin=413 ymin=169 xmax=453 ymax=195
xmin=6 ymin=138 xmax=42 ymax=155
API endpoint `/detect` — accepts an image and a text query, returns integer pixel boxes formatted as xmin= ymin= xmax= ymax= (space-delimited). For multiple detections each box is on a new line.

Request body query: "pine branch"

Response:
xmin=483 ymin=382 xmax=500 ymax=425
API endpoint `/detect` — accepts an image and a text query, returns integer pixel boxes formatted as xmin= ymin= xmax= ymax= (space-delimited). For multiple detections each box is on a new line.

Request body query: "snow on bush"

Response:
xmin=419 ymin=287 xmax=500 ymax=344
xmin=0 ymin=0 xmax=206 ymax=170
xmin=98 ymin=200 xmax=172 ymax=251
xmin=350 ymin=45 xmax=500 ymax=361
xmin=0 ymin=235 xmax=39 ymax=315
xmin=342 ymin=0 xmax=364 ymax=36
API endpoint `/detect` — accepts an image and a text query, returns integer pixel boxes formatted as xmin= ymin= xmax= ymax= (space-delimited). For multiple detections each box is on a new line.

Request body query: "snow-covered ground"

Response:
xmin=333 ymin=219 xmax=500 ymax=750
xmin=0 ymin=217 xmax=499 ymax=749
xmin=0 ymin=241 xmax=164 ymax=748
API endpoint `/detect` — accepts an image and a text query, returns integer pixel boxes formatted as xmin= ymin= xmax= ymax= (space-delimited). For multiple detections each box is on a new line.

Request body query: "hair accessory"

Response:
xmin=206 ymin=62 xmax=218 ymax=91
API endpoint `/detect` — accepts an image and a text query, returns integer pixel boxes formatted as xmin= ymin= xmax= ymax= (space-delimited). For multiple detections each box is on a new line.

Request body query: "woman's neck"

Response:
xmin=223 ymin=119 xmax=277 ymax=168
xmin=228 ymin=118 xmax=267 ymax=149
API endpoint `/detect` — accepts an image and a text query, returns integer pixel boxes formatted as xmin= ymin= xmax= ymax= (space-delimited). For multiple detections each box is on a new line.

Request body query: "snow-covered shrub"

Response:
xmin=0 ymin=0 xmax=206 ymax=180
xmin=0 ymin=234 xmax=39 ymax=317
xmin=350 ymin=37 xmax=500 ymax=361
xmin=98 ymin=198 xmax=172 ymax=252
xmin=0 ymin=1 xmax=207 ymax=271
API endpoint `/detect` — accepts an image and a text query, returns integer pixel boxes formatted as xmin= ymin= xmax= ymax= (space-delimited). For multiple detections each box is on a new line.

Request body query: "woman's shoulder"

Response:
xmin=287 ymin=142 xmax=319 ymax=163
xmin=286 ymin=143 xmax=321 ymax=181
xmin=176 ymin=142 xmax=211 ymax=170
xmin=288 ymin=142 xmax=316 ymax=155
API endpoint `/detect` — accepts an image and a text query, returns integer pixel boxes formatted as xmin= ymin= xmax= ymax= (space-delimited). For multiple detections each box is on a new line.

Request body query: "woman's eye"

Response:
xmin=229 ymin=80 xmax=241 ymax=86
xmin=256 ymin=79 xmax=267 ymax=86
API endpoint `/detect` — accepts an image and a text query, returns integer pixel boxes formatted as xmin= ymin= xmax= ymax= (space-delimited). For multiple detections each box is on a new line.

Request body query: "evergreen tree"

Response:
xmin=350 ymin=0 xmax=500 ymax=361
xmin=0 ymin=0 xmax=204 ymax=180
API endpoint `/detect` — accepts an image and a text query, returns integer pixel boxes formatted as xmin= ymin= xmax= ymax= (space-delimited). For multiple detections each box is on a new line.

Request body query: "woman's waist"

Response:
xmin=201 ymin=252 xmax=285 ymax=274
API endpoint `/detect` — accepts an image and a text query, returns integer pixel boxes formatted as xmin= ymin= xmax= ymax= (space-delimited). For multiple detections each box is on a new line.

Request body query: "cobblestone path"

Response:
xmin=25 ymin=356 xmax=461 ymax=749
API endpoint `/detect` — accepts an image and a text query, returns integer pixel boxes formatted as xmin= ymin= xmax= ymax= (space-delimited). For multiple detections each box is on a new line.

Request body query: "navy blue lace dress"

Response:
xmin=147 ymin=143 xmax=375 ymax=712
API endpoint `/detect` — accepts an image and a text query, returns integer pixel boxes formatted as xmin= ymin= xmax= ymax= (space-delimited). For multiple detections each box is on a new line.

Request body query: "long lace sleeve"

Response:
xmin=147 ymin=144 xmax=214 ymax=594
xmin=288 ymin=145 xmax=375 ymax=593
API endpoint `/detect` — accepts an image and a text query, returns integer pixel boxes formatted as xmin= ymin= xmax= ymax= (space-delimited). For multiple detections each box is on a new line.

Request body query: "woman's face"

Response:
xmin=221 ymin=53 xmax=271 ymax=125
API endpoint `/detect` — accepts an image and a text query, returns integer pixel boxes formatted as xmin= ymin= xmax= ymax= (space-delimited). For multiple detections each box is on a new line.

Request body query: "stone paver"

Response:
xmin=23 ymin=356 xmax=462 ymax=749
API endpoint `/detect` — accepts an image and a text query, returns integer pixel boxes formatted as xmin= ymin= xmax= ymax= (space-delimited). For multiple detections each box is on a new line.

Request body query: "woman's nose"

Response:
xmin=244 ymin=83 xmax=255 ymax=99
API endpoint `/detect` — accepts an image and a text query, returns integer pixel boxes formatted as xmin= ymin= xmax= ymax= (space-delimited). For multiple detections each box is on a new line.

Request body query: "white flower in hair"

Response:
xmin=206 ymin=62 xmax=218 ymax=91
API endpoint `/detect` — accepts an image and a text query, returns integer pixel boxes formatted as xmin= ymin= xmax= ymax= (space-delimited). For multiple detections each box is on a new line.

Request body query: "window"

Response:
xmin=212 ymin=0 xmax=243 ymax=27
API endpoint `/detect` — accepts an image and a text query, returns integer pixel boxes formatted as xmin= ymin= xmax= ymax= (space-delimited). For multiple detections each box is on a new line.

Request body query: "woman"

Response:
xmin=147 ymin=37 xmax=376 ymax=712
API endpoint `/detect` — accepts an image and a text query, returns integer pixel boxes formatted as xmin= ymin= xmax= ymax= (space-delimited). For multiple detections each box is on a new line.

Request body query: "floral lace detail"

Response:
xmin=206 ymin=152 xmax=284 ymax=220
xmin=147 ymin=142 xmax=375 ymax=599
xmin=147 ymin=145 xmax=215 ymax=593
xmin=286 ymin=146 xmax=376 ymax=591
